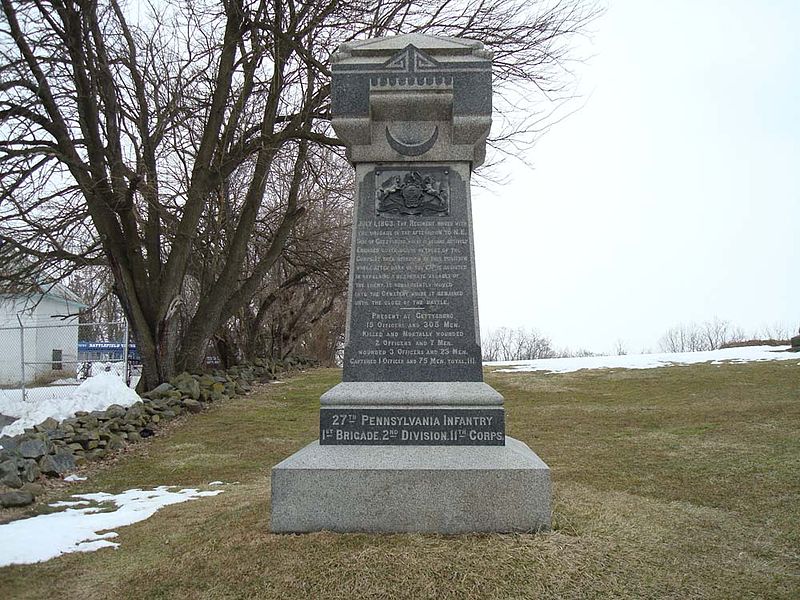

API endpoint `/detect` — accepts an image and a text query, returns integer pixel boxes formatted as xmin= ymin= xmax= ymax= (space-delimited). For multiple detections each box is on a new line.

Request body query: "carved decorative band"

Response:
xmin=369 ymin=76 xmax=454 ymax=88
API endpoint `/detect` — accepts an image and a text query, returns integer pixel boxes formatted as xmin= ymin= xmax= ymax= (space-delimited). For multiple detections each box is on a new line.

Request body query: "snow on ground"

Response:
xmin=0 ymin=385 xmax=78 ymax=412
xmin=0 ymin=363 xmax=140 ymax=413
xmin=82 ymin=361 xmax=141 ymax=385
xmin=0 ymin=372 xmax=142 ymax=438
xmin=489 ymin=345 xmax=798 ymax=374
xmin=49 ymin=377 xmax=81 ymax=386
xmin=85 ymin=361 xmax=126 ymax=379
xmin=0 ymin=486 xmax=223 ymax=567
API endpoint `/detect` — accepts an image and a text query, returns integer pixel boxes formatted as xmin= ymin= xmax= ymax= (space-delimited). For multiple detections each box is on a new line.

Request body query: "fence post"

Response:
xmin=17 ymin=314 xmax=26 ymax=402
xmin=122 ymin=318 xmax=130 ymax=386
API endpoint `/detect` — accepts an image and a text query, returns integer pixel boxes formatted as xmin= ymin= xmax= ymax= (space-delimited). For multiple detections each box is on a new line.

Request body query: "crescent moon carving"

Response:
xmin=385 ymin=125 xmax=439 ymax=156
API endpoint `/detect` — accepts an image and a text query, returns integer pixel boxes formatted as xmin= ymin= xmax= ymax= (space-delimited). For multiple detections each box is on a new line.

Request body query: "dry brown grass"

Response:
xmin=1 ymin=362 xmax=799 ymax=599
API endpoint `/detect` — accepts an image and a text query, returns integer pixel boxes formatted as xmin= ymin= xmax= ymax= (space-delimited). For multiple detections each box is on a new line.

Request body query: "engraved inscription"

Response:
xmin=320 ymin=408 xmax=505 ymax=446
xmin=343 ymin=167 xmax=482 ymax=381
xmin=376 ymin=169 xmax=449 ymax=216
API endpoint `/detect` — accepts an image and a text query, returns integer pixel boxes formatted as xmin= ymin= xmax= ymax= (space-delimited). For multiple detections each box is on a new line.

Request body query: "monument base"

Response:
xmin=270 ymin=436 xmax=551 ymax=534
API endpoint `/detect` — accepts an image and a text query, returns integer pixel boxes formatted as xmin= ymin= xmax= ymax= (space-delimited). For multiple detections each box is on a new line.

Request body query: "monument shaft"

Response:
xmin=343 ymin=165 xmax=481 ymax=383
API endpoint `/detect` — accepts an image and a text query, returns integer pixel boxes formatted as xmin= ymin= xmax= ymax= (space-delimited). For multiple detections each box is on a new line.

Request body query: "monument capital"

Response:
xmin=331 ymin=33 xmax=492 ymax=167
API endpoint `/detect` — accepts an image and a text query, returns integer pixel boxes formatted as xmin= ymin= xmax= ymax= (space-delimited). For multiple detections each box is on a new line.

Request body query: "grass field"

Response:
xmin=1 ymin=361 xmax=799 ymax=599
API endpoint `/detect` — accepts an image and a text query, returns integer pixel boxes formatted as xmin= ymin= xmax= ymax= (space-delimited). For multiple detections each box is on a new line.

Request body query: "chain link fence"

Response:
xmin=0 ymin=319 xmax=139 ymax=408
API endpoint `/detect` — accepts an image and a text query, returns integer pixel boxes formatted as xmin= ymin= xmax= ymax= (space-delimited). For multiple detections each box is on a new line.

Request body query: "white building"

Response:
xmin=0 ymin=284 xmax=86 ymax=385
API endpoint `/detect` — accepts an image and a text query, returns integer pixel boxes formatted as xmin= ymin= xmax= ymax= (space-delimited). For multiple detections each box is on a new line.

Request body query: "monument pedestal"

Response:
xmin=270 ymin=436 xmax=550 ymax=533
xmin=320 ymin=382 xmax=505 ymax=445
xmin=321 ymin=381 xmax=503 ymax=406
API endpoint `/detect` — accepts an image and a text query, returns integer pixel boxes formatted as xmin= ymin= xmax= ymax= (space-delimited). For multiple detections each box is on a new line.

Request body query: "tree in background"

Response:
xmin=0 ymin=0 xmax=602 ymax=389
xmin=481 ymin=327 xmax=556 ymax=362
xmin=68 ymin=267 xmax=126 ymax=342
xmin=658 ymin=318 xmax=798 ymax=353
xmin=210 ymin=150 xmax=352 ymax=367
xmin=757 ymin=322 xmax=796 ymax=342
xmin=658 ymin=317 xmax=746 ymax=353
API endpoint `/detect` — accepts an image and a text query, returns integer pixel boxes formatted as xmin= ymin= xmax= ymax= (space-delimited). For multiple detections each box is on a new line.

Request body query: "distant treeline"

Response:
xmin=482 ymin=318 xmax=797 ymax=362
xmin=481 ymin=327 xmax=596 ymax=362
xmin=657 ymin=318 xmax=794 ymax=353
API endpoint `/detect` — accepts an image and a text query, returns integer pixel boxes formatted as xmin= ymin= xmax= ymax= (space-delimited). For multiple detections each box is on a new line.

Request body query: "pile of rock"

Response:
xmin=0 ymin=357 xmax=313 ymax=508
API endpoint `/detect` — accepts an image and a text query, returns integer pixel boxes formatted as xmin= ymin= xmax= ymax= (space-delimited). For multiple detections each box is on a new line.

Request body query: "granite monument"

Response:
xmin=270 ymin=34 xmax=551 ymax=533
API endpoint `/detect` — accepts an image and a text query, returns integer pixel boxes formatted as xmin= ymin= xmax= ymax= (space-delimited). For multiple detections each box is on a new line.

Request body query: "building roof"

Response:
xmin=40 ymin=282 xmax=87 ymax=307
xmin=0 ymin=281 xmax=88 ymax=308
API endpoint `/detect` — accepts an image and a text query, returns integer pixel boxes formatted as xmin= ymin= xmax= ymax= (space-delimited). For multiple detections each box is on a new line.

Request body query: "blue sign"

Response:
xmin=78 ymin=341 xmax=139 ymax=360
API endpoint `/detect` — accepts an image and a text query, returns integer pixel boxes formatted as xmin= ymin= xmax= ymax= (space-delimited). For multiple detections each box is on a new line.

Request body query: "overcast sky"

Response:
xmin=472 ymin=0 xmax=800 ymax=354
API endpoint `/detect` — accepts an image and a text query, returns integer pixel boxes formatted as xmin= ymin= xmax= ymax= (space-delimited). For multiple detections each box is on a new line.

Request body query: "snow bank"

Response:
xmin=489 ymin=345 xmax=798 ymax=374
xmin=0 ymin=372 xmax=141 ymax=437
xmin=0 ymin=486 xmax=223 ymax=567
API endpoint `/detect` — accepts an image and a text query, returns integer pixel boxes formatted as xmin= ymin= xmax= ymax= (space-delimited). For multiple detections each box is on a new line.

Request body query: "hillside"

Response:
xmin=1 ymin=359 xmax=799 ymax=599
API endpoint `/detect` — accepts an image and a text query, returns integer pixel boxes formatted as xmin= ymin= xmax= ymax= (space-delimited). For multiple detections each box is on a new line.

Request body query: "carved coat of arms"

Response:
xmin=375 ymin=170 xmax=449 ymax=216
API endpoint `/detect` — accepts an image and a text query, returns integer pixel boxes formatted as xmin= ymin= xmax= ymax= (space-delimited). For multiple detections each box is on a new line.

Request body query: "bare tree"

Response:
xmin=658 ymin=317 xmax=747 ymax=353
xmin=481 ymin=328 xmax=503 ymax=362
xmin=759 ymin=322 xmax=794 ymax=341
xmin=555 ymin=347 xmax=595 ymax=358
xmin=481 ymin=327 xmax=556 ymax=361
xmin=1 ymin=0 xmax=602 ymax=389
xmin=214 ymin=154 xmax=352 ymax=367
xmin=67 ymin=267 xmax=125 ymax=341
xmin=659 ymin=323 xmax=697 ymax=353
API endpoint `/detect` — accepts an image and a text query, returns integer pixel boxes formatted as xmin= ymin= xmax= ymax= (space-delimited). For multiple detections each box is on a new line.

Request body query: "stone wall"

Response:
xmin=0 ymin=358 xmax=315 ymax=508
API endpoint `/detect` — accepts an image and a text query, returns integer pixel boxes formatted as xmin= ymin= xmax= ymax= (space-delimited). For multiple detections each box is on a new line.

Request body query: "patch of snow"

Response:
xmin=0 ymin=486 xmax=223 ymax=567
xmin=79 ymin=360 xmax=127 ymax=380
xmin=80 ymin=361 xmax=141 ymax=390
xmin=208 ymin=481 xmax=224 ymax=486
xmin=0 ymin=372 xmax=142 ymax=438
xmin=64 ymin=474 xmax=87 ymax=482
xmin=0 ymin=386 xmax=78 ymax=411
xmin=49 ymin=500 xmax=91 ymax=508
xmin=489 ymin=345 xmax=798 ymax=374
xmin=49 ymin=377 xmax=81 ymax=386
